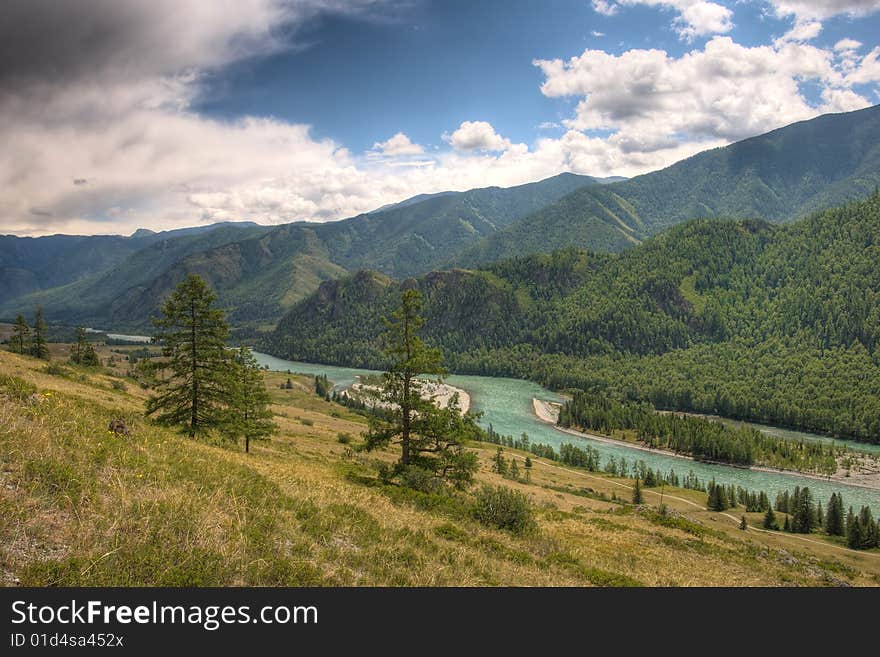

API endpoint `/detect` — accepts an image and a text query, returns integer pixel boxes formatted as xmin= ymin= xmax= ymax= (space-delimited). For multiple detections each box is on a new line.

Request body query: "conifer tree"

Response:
xmin=524 ymin=456 xmax=532 ymax=483
xmin=145 ymin=275 xmax=232 ymax=438
xmin=226 ymin=347 xmax=277 ymax=453
xmin=492 ymin=447 xmax=508 ymax=475
xmin=740 ymin=515 xmax=747 ymax=530
xmin=763 ymin=506 xmax=778 ymax=530
xmin=509 ymin=457 xmax=520 ymax=481
xmin=364 ymin=288 xmax=478 ymax=488
xmin=30 ymin=307 xmax=49 ymax=359
xmin=11 ymin=314 xmax=29 ymax=354
xmin=824 ymin=493 xmax=845 ymax=536
xmin=632 ymin=478 xmax=643 ymax=504
xmin=70 ymin=327 xmax=99 ymax=366
xmin=845 ymin=507 xmax=859 ymax=548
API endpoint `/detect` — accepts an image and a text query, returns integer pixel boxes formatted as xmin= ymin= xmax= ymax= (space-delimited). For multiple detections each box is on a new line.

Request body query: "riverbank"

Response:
xmin=346 ymin=379 xmax=471 ymax=415
xmin=532 ymin=399 xmax=880 ymax=492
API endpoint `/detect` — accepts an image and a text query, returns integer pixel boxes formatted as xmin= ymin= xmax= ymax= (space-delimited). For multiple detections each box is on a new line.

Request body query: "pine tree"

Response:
xmin=226 ymin=347 xmax=277 ymax=453
xmin=791 ymin=486 xmax=816 ymax=534
xmin=30 ymin=307 xmax=49 ymax=360
xmin=763 ymin=506 xmax=778 ymax=530
xmin=145 ymin=275 xmax=232 ymax=438
xmin=363 ymin=289 xmax=478 ymax=488
xmin=824 ymin=493 xmax=845 ymax=536
xmin=845 ymin=507 xmax=860 ymax=548
xmin=509 ymin=457 xmax=520 ymax=481
xmin=740 ymin=515 xmax=747 ymax=530
xmin=632 ymin=478 xmax=643 ymax=505
xmin=70 ymin=327 xmax=99 ymax=366
xmin=492 ymin=447 xmax=508 ymax=475
xmin=524 ymin=456 xmax=532 ymax=483
xmin=783 ymin=515 xmax=791 ymax=532
xmin=11 ymin=314 xmax=29 ymax=354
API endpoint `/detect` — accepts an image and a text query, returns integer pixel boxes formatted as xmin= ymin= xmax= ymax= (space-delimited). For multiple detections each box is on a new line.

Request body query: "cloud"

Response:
xmin=369 ymin=132 xmax=424 ymax=156
xmin=594 ymin=2 xmax=734 ymax=40
xmin=591 ymin=30 xmax=606 ymax=37
xmin=835 ymin=38 xmax=863 ymax=52
xmin=774 ymin=19 xmax=822 ymax=45
xmin=443 ymin=121 xmax=515 ymax=152
xmin=591 ymin=1 xmax=619 ymax=16
xmin=2 ymin=1 xmax=879 ymax=237
xmin=766 ymin=1 xmax=880 ymax=21
xmin=535 ymin=35 xmax=878 ymax=158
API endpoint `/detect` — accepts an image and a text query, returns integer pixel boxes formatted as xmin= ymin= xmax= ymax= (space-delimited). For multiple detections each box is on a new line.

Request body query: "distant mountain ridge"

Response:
xmin=3 ymin=105 xmax=880 ymax=329
xmin=458 ymin=104 xmax=880 ymax=265
xmin=0 ymin=173 xmax=598 ymax=327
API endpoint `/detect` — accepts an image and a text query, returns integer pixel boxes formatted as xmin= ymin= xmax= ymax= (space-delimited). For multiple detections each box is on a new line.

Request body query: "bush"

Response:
xmin=471 ymin=485 xmax=535 ymax=534
xmin=336 ymin=432 xmax=352 ymax=444
xmin=398 ymin=465 xmax=444 ymax=494
xmin=300 ymin=418 xmax=314 ymax=427
xmin=111 ymin=380 xmax=127 ymax=392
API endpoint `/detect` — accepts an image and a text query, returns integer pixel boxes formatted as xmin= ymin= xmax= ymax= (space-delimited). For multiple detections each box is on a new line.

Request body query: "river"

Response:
xmin=252 ymin=352 xmax=880 ymax=514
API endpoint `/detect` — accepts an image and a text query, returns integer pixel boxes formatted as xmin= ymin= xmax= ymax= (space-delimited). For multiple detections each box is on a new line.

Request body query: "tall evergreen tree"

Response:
xmin=509 ymin=457 xmax=520 ymax=481
xmin=763 ymin=506 xmax=778 ymax=530
xmin=227 ymin=347 xmax=277 ymax=453
xmin=364 ymin=289 xmax=478 ymax=488
xmin=11 ymin=314 xmax=29 ymax=354
xmin=145 ymin=275 xmax=231 ymax=438
xmin=632 ymin=478 xmax=643 ymax=505
xmin=70 ymin=326 xmax=99 ymax=366
xmin=30 ymin=307 xmax=49 ymax=359
xmin=845 ymin=507 xmax=860 ymax=549
xmin=791 ymin=486 xmax=816 ymax=534
xmin=824 ymin=492 xmax=845 ymax=536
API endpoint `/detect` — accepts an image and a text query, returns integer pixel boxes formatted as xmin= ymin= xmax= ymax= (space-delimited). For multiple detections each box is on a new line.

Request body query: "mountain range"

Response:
xmin=266 ymin=191 xmax=880 ymax=442
xmin=2 ymin=104 xmax=880 ymax=330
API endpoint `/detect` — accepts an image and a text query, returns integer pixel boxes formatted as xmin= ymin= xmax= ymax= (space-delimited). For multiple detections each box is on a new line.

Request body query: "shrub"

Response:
xmin=336 ymin=432 xmax=352 ymax=444
xmin=471 ymin=485 xmax=535 ymax=534
xmin=300 ymin=418 xmax=314 ymax=427
xmin=398 ymin=465 xmax=443 ymax=494
xmin=111 ymin=380 xmax=127 ymax=392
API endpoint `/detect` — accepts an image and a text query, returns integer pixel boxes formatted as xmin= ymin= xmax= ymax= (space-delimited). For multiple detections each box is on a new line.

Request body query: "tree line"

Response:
xmin=558 ymin=390 xmax=839 ymax=474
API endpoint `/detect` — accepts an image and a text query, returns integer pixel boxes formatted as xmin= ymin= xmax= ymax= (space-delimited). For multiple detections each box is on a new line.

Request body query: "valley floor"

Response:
xmin=1 ymin=346 xmax=879 ymax=587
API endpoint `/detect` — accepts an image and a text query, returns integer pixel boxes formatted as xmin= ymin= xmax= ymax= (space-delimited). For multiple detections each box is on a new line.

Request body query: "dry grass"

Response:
xmin=1 ymin=346 xmax=878 ymax=587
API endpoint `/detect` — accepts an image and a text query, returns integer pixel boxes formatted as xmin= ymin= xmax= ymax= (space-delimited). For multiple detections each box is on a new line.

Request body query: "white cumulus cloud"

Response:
xmin=443 ymin=121 xmax=516 ymax=152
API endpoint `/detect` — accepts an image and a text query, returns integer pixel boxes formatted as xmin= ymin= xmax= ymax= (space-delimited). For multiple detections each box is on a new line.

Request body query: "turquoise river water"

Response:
xmin=253 ymin=352 xmax=880 ymax=514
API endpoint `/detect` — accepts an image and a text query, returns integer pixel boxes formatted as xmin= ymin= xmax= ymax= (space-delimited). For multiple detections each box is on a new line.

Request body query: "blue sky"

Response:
xmin=1 ymin=0 xmax=879 ymax=235
xmin=195 ymin=0 xmax=880 ymax=151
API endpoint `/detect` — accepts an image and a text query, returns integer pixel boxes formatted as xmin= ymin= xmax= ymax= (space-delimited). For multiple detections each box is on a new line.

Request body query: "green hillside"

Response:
xmin=0 ymin=174 xmax=596 ymax=328
xmin=465 ymin=105 xmax=880 ymax=264
xmin=266 ymin=192 xmax=880 ymax=443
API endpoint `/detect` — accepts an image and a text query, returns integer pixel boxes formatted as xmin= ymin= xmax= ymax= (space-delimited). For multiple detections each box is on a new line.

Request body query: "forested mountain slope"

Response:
xmin=1 ymin=174 xmax=598 ymax=328
xmin=267 ymin=192 xmax=880 ymax=442
xmin=461 ymin=105 xmax=880 ymax=265
xmin=0 ymin=222 xmax=261 ymax=306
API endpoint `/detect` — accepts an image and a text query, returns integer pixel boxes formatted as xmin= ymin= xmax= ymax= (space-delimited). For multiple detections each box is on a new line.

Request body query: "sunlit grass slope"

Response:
xmin=1 ymin=348 xmax=878 ymax=586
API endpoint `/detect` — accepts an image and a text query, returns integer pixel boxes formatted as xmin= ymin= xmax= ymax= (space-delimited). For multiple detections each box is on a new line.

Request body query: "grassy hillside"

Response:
xmin=2 ymin=347 xmax=877 ymax=586
xmin=267 ymin=193 xmax=880 ymax=442
xmin=467 ymin=105 xmax=880 ymax=264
